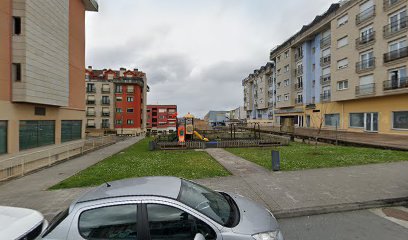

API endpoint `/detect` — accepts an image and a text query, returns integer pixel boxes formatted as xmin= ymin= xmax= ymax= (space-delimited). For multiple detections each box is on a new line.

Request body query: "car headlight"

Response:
xmin=252 ymin=230 xmax=284 ymax=240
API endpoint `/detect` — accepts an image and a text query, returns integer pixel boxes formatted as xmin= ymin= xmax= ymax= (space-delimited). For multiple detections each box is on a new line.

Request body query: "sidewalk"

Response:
xmin=200 ymin=148 xmax=408 ymax=218
xmin=0 ymin=136 xmax=143 ymax=220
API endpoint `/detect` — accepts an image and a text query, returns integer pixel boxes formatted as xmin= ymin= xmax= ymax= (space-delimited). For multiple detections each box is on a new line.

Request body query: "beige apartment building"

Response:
xmin=268 ymin=0 xmax=408 ymax=135
xmin=0 ymin=0 xmax=98 ymax=171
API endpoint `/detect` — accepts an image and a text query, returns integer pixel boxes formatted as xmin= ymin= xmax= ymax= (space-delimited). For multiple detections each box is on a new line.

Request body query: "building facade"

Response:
xmin=85 ymin=67 xmax=148 ymax=136
xmin=0 ymin=0 xmax=98 ymax=158
xmin=146 ymin=105 xmax=177 ymax=134
xmin=204 ymin=111 xmax=230 ymax=127
xmin=265 ymin=0 xmax=408 ymax=135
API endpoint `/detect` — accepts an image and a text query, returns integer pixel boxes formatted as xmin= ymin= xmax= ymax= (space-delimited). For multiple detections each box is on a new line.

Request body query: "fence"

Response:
xmin=0 ymin=135 xmax=118 ymax=182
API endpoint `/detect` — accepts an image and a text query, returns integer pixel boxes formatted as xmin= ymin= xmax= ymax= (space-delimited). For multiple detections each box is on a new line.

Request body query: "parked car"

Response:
xmin=0 ymin=206 xmax=47 ymax=240
xmin=42 ymin=176 xmax=284 ymax=240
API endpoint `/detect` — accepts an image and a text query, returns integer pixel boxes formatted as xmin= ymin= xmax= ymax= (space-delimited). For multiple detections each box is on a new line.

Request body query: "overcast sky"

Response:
xmin=86 ymin=0 xmax=334 ymax=118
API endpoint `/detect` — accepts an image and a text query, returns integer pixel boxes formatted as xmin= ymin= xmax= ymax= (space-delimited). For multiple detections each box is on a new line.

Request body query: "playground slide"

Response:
xmin=194 ymin=131 xmax=209 ymax=142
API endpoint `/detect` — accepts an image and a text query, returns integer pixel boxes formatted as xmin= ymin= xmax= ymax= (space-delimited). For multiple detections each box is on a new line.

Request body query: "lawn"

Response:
xmin=226 ymin=142 xmax=408 ymax=171
xmin=51 ymin=138 xmax=230 ymax=189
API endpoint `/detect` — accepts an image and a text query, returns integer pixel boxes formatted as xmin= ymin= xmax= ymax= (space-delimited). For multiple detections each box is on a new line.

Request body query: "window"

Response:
xmin=337 ymin=14 xmax=349 ymax=27
xmin=350 ymin=113 xmax=365 ymax=128
xmin=0 ymin=121 xmax=6 ymax=155
xmin=127 ymin=108 xmax=134 ymax=113
xmin=61 ymin=121 xmax=82 ymax=143
xmin=393 ymin=111 xmax=408 ymax=129
xmin=34 ymin=107 xmax=46 ymax=116
xmin=127 ymin=97 xmax=134 ymax=102
xmin=127 ymin=119 xmax=134 ymax=125
xmin=284 ymin=79 xmax=290 ymax=86
xmin=12 ymin=63 xmax=21 ymax=81
xmin=360 ymin=25 xmax=374 ymax=42
xmin=277 ymin=56 xmax=281 ymax=62
xmin=389 ymin=38 xmax=407 ymax=52
xmin=102 ymin=107 xmax=110 ymax=117
xmin=13 ymin=17 xmax=21 ymax=35
xmin=158 ymin=109 xmax=166 ymax=113
xmin=127 ymin=85 xmax=134 ymax=93
xmin=284 ymin=94 xmax=289 ymax=101
xmin=277 ymin=82 xmax=281 ymax=88
xmin=147 ymin=204 xmax=216 ymax=240
xmin=86 ymin=83 xmax=95 ymax=93
xmin=322 ymin=66 xmax=331 ymax=76
xmin=19 ymin=121 xmax=55 ymax=150
xmin=102 ymin=96 xmax=110 ymax=105
xmin=168 ymin=109 xmax=176 ymax=113
xmin=359 ymin=74 xmax=374 ymax=85
xmin=284 ymin=65 xmax=289 ymax=73
xmin=277 ymin=95 xmax=282 ymax=102
xmin=337 ymin=58 xmax=349 ymax=69
xmin=116 ymin=108 xmax=122 ymax=113
xmin=337 ymin=36 xmax=348 ymax=48
xmin=79 ymin=205 xmax=137 ymax=239
xmin=115 ymin=85 xmax=123 ymax=93
xmin=102 ymin=119 xmax=110 ymax=129
xmin=324 ymin=114 xmax=340 ymax=127
xmin=116 ymin=96 xmax=122 ymax=102
xmin=116 ymin=120 xmax=122 ymax=125
xmin=389 ymin=8 xmax=407 ymax=33
xmin=337 ymin=80 xmax=349 ymax=90
xmin=284 ymin=50 xmax=289 ymax=58
xmin=312 ymin=47 xmax=316 ymax=54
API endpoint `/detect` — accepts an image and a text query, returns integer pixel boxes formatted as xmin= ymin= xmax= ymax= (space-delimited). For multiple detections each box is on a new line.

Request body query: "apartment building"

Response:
xmin=146 ymin=105 xmax=177 ymax=134
xmin=0 ymin=0 xmax=98 ymax=158
xmin=85 ymin=67 xmax=148 ymax=136
xmin=242 ymin=62 xmax=275 ymax=121
xmin=268 ymin=0 xmax=408 ymax=135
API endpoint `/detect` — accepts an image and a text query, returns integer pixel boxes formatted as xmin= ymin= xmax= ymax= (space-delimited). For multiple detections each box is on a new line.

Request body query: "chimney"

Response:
xmin=134 ymin=68 xmax=139 ymax=72
xmin=87 ymin=66 xmax=92 ymax=71
xmin=120 ymin=67 xmax=126 ymax=77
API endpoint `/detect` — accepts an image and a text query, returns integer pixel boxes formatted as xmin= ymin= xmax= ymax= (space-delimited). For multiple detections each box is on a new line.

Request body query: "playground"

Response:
xmin=150 ymin=113 xmax=289 ymax=150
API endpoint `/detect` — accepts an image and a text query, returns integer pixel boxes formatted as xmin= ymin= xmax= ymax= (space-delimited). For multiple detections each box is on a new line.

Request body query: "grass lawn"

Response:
xmin=51 ymin=138 xmax=230 ymax=189
xmin=226 ymin=142 xmax=408 ymax=171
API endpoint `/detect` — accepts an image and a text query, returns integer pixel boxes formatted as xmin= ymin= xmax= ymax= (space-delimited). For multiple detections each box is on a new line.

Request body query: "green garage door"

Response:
xmin=19 ymin=121 xmax=55 ymax=151
xmin=0 ymin=121 xmax=6 ymax=154
xmin=61 ymin=120 xmax=82 ymax=143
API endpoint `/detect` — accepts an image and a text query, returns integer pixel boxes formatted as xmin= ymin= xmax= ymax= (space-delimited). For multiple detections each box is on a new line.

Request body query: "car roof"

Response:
xmin=75 ymin=176 xmax=182 ymax=204
xmin=0 ymin=206 xmax=44 ymax=239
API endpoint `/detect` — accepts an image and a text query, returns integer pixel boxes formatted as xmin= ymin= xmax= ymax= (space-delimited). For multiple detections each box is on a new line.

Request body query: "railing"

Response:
xmin=101 ymin=112 xmax=110 ymax=117
xmin=294 ymin=83 xmax=303 ymax=91
xmin=86 ymin=100 xmax=95 ymax=105
xmin=383 ymin=77 xmax=408 ymax=91
xmin=86 ymin=112 xmax=96 ymax=117
xmin=384 ymin=47 xmax=408 ymax=63
xmin=101 ymin=88 xmax=111 ymax=93
xmin=383 ymin=17 xmax=408 ymax=38
xmin=356 ymin=5 xmax=376 ymax=25
xmin=86 ymin=124 xmax=96 ymax=128
xmin=294 ymin=68 xmax=303 ymax=76
xmin=0 ymin=135 xmax=118 ymax=181
xmin=320 ymin=55 xmax=331 ymax=67
xmin=356 ymin=57 xmax=375 ymax=73
xmin=86 ymin=89 xmax=96 ymax=93
xmin=355 ymin=31 xmax=375 ymax=49
xmin=101 ymin=124 xmax=111 ymax=129
xmin=320 ymin=74 xmax=331 ymax=85
xmin=383 ymin=0 xmax=406 ymax=11
xmin=320 ymin=35 xmax=331 ymax=48
xmin=101 ymin=100 xmax=111 ymax=105
xmin=320 ymin=93 xmax=331 ymax=102
xmin=356 ymin=83 xmax=376 ymax=96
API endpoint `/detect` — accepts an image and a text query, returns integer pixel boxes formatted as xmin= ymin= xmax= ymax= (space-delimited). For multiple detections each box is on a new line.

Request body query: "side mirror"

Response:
xmin=194 ymin=233 xmax=206 ymax=240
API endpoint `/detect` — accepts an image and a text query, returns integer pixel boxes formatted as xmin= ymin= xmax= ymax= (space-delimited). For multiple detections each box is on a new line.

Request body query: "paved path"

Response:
xmin=0 ymin=136 xmax=144 ymax=220
xmin=198 ymin=148 xmax=408 ymax=217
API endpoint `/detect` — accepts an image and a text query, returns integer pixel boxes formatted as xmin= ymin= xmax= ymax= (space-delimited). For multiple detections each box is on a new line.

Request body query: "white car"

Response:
xmin=0 ymin=206 xmax=47 ymax=240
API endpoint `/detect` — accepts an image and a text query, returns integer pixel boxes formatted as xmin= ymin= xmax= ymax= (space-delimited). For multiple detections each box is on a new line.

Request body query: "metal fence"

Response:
xmin=0 ymin=135 xmax=118 ymax=182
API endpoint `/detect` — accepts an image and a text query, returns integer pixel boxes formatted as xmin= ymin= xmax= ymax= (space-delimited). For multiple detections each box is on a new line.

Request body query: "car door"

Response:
xmin=66 ymin=201 xmax=143 ymax=240
xmin=141 ymin=199 xmax=223 ymax=240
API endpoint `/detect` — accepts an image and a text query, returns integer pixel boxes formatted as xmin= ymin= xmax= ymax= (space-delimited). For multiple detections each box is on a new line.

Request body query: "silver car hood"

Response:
xmin=227 ymin=193 xmax=279 ymax=235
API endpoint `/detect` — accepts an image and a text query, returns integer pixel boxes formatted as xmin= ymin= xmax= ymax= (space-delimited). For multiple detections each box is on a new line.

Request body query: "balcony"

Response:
xmin=86 ymin=88 xmax=96 ymax=93
xmin=383 ymin=17 xmax=408 ymax=38
xmin=102 ymin=123 xmax=110 ymax=129
xmin=356 ymin=83 xmax=376 ymax=96
xmin=101 ymin=100 xmax=111 ymax=105
xmin=294 ymin=68 xmax=303 ymax=76
xmin=101 ymin=112 xmax=110 ymax=117
xmin=356 ymin=6 xmax=376 ymax=25
xmin=320 ymin=55 xmax=331 ymax=67
xmin=86 ymin=112 xmax=96 ymax=117
xmin=355 ymin=58 xmax=375 ymax=73
xmin=383 ymin=77 xmax=408 ymax=91
xmin=295 ymin=98 xmax=303 ymax=105
xmin=86 ymin=100 xmax=95 ymax=105
xmin=383 ymin=0 xmax=407 ymax=11
xmin=86 ymin=124 xmax=96 ymax=128
xmin=101 ymin=88 xmax=111 ymax=94
xmin=294 ymin=83 xmax=303 ymax=91
xmin=355 ymin=31 xmax=375 ymax=50
xmin=320 ymin=74 xmax=331 ymax=85
xmin=320 ymin=35 xmax=331 ymax=48
xmin=383 ymin=47 xmax=408 ymax=63
xmin=320 ymin=92 xmax=331 ymax=102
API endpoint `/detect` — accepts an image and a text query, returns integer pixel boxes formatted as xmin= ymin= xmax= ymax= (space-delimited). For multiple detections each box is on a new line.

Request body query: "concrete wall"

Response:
xmin=0 ymin=0 xmax=11 ymax=102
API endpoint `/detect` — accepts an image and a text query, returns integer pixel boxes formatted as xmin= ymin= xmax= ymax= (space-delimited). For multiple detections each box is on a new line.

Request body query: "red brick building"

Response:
xmin=147 ymin=105 xmax=177 ymax=134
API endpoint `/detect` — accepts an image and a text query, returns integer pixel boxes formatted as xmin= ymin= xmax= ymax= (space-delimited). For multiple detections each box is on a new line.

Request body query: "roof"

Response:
xmin=75 ymin=177 xmax=182 ymax=203
xmin=0 ymin=206 xmax=44 ymax=239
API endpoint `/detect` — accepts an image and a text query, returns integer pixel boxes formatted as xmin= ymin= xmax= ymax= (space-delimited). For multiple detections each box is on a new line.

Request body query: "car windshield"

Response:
xmin=178 ymin=179 xmax=236 ymax=226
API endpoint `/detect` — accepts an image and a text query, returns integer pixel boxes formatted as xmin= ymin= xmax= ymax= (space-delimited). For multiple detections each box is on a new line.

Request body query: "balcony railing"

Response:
xmin=356 ymin=83 xmax=376 ymax=96
xmin=294 ymin=68 xmax=303 ymax=76
xmin=384 ymin=47 xmax=408 ymax=63
xmin=86 ymin=124 xmax=96 ymax=128
xmin=356 ymin=5 xmax=376 ymax=25
xmin=86 ymin=112 xmax=96 ymax=117
xmin=294 ymin=83 xmax=303 ymax=91
xmin=320 ymin=92 xmax=331 ymax=102
xmin=86 ymin=100 xmax=95 ymax=105
xmin=86 ymin=88 xmax=96 ymax=93
xmin=355 ymin=31 xmax=375 ymax=49
xmin=320 ymin=55 xmax=331 ymax=67
xmin=383 ymin=17 xmax=408 ymax=38
xmin=383 ymin=0 xmax=407 ymax=11
xmin=101 ymin=112 xmax=110 ymax=117
xmin=356 ymin=57 xmax=375 ymax=73
xmin=320 ymin=74 xmax=331 ymax=85
xmin=320 ymin=35 xmax=331 ymax=48
xmin=383 ymin=77 xmax=408 ymax=91
xmin=101 ymin=100 xmax=111 ymax=105
xmin=101 ymin=88 xmax=111 ymax=93
xmin=101 ymin=123 xmax=110 ymax=129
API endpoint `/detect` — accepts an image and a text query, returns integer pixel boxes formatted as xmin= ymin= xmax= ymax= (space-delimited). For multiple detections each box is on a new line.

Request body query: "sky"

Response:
xmin=85 ymin=0 xmax=334 ymax=118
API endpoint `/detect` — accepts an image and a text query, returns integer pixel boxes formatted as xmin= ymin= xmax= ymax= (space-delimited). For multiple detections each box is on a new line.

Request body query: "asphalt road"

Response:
xmin=279 ymin=208 xmax=408 ymax=240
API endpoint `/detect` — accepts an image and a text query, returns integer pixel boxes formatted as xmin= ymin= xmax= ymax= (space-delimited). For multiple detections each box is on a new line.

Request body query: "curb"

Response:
xmin=273 ymin=197 xmax=408 ymax=219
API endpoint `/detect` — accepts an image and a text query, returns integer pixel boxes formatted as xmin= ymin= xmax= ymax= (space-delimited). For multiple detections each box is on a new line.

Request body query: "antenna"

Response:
xmin=105 ymin=182 xmax=111 ymax=187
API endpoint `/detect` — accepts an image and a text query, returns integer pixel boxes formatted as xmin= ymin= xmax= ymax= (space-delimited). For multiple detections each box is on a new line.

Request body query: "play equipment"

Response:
xmin=178 ymin=126 xmax=185 ymax=143
xmin=194 ymin=131 xmax=209 ymax=142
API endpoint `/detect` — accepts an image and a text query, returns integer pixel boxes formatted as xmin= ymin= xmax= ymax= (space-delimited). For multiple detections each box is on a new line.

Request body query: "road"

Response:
xmin=279 ymin=207 xmax=408 ymax=240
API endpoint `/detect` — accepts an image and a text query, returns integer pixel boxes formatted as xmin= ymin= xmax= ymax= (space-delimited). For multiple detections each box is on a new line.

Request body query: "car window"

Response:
xmin=147 ymin=204 xmax=216 ymax=240
xmin=78 ymin=204 xmax=137 ymax=239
